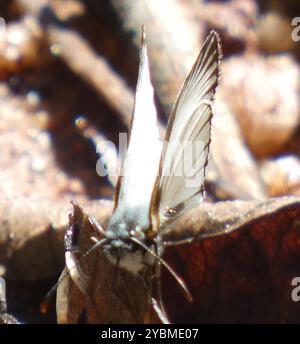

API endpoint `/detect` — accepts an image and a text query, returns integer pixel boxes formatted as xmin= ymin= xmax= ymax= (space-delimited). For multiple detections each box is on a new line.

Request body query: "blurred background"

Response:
xmin=0 ymin=0 xmax=300 ymax=323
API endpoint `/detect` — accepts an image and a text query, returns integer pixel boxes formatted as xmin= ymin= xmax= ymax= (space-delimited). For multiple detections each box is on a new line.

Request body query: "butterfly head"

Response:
xmin=102 ymin=221 xmax=154 ymax=274
xmin=104 ymin=222 xmax=132 ymax=249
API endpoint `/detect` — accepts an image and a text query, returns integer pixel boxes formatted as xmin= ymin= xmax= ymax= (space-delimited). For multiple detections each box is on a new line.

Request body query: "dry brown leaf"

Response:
xmin=57 ymin=196 xmax=300 ymax=323
xmin=163 ymin=197 xmax=300 ymax=323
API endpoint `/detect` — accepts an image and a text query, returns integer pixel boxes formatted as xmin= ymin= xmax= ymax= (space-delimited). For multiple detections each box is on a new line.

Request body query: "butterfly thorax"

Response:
xmin=103 ymin=220 xmax=155 ymax=274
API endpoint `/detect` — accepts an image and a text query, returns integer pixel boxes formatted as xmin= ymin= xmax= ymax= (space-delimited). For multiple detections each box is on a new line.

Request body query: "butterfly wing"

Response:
xmin=151 ymin=31 xmax=221 ymax=227
xmin=112 ymin=27 xmax=161 ymax=229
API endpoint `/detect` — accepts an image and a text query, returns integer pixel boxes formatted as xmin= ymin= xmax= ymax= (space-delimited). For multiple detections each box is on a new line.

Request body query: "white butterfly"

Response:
xmin=63 ymin=27 xmax=221 ymax=323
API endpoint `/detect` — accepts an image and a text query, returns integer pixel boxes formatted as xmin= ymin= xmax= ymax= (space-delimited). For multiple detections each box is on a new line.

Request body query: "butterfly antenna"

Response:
xmin=130 ymin=237 xmax=193 ymax=302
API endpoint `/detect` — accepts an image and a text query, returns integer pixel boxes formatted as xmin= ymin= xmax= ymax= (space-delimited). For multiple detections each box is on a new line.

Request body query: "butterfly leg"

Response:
xmin=139 ymin=270 xmax=170 ymax=324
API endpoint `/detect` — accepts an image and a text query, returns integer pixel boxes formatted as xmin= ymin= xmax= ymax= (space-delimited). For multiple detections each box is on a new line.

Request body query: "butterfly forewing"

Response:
xmin=112 ymin=28 xmax=161 ymax=228
xmin=151 ymin=31 xmax=221 ymax=227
